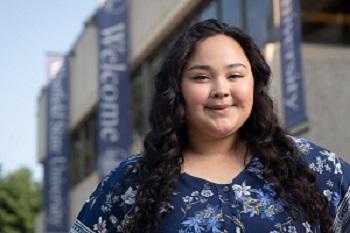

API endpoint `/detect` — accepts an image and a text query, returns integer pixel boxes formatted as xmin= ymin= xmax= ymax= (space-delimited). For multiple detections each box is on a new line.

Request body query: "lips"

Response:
xmin=205 ymin=104 xmax=233 ymax=114
xmin=206 ymin=104 xmax=233 ymax=110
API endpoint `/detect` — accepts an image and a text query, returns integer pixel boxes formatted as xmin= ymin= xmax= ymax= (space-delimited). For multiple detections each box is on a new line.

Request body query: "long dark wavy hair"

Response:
xmin=123 ymin=19 xmax=333 ymax=233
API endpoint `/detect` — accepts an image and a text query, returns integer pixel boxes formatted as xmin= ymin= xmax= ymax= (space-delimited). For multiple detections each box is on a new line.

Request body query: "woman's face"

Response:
xmin=181 ymin=34 xmax=254 ymax=140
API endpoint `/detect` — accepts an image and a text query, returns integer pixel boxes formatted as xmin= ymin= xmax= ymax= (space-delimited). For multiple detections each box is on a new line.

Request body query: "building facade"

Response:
xmin=35 ymin=0 xmax=350 ymax=231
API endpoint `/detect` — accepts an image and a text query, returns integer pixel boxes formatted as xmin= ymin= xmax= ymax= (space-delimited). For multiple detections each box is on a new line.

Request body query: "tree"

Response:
xmin=0 ymin=167 xmax=42 ymax=233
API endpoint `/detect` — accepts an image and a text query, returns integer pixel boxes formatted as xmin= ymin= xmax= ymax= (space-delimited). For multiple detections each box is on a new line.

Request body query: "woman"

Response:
xmin=70 ymin=19 xmax=350 ymax=233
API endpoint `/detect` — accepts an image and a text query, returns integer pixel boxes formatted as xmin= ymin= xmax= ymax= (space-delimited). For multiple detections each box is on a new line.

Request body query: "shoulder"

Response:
xmin=290 ymin=136 xmax=346 ymax=176
xmin=70 ymin=154 xmax=142 ymax=233
xmin=290 ymin=136 xmax=350 ymax=232
xmin=99 ymin=154 xmax=142 ymax=191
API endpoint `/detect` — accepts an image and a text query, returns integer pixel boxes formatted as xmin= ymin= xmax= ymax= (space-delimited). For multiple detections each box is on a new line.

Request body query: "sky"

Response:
xmin=0 ymin=1 xmax=97 ymax=181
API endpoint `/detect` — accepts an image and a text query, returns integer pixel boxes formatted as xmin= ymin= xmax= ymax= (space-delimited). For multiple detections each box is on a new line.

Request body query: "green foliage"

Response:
xmin=0 ymin=167 xmax=42 ymax=233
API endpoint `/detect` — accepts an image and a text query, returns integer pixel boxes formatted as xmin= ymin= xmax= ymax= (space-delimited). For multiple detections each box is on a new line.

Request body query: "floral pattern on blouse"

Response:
xmin=231 ymin=182 xmax=284 ymax=220
xmin=179 ymin=204 xmax=224 ymax=233
xmin=70 ymin=138 xmax=350 ymax=233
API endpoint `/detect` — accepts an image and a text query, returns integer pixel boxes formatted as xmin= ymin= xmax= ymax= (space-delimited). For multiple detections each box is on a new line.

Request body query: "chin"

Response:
xmin=211 ymin=121 xmax=242 ymax=133
xmin=209 ymin=127 xmax=238 ymax=138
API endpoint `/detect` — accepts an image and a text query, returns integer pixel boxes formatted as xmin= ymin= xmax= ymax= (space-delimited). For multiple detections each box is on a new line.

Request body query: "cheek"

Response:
xmin=182 ymin=86 xmax=209 ymax=109
xmin=233 ymin=81 xmax=254 ymax=103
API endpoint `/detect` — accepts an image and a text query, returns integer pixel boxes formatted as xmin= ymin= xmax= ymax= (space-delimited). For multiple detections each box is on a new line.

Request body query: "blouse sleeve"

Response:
xmin=331 ymin=155 xmax=350 ymax=233
xmin=293 ymin=137 xmax=350 ymax=233
xmin=69 ymin=155 xmax=140 ymax=233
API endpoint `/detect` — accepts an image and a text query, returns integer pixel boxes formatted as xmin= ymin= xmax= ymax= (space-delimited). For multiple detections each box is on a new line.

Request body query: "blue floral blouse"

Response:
xmin=70 ymin=138 xmax=350 ymax=233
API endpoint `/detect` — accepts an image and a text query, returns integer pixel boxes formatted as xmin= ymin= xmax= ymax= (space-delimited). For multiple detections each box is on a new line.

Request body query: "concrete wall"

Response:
xmin=302 ymin=44 xmax=350 ymax=160
xmin=36 ymin=88 xmax=47 ymax=163
xmin=265 ymin=42 xmax=350 ymax=162
xmin=265 ymin=43 xmax=283 ymax=118
xmin=69 ymin=21 xmax=98 ymax=129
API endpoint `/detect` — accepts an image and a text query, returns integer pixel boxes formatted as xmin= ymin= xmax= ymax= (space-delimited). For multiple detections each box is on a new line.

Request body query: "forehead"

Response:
xmin=186 ymin=34 xmax=250 ymax=68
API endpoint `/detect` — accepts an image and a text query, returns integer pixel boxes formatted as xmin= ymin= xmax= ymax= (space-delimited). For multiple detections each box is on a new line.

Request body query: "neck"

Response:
xmin=185 ymin=129 xmax=243 ymax=159
xmin=182 ymin=129 xmax=251 ymax=182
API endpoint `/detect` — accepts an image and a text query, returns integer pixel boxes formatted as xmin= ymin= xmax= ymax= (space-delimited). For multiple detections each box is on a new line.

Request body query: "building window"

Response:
xmin=69 ymin=113 xmax=96 ymax=186
xmin=301 ymin=0 xmax=350 ymax=44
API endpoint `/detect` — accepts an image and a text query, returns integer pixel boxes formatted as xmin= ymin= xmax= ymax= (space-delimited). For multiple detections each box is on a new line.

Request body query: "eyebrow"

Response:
xmin=185 ymin=63 xmax=247 ymax=71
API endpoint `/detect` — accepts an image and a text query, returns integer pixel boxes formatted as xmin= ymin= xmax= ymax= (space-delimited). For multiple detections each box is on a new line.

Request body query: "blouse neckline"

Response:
xmin=180 ymin=154 xmax=258 ymax=186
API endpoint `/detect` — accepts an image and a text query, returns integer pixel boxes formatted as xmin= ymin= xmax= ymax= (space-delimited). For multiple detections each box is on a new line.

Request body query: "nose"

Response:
xmin=210 ymin=78 xmax=230 ymax=99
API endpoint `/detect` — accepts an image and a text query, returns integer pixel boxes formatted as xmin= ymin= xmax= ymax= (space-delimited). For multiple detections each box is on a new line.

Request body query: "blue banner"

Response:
xmin=96 ymin=0 xmax=131 ymax=178
xmin=280 ymin=0 xmax=307 ymax=129
xmin=44 ymin=56 xmax=70 ymax=233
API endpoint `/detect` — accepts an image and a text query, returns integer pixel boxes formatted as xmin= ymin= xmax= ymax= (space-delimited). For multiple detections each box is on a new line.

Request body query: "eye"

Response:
xmin=191 ymin=75 xmax=210 ymax=81
xmin=227 ymin=73 xmax=244 ymax=79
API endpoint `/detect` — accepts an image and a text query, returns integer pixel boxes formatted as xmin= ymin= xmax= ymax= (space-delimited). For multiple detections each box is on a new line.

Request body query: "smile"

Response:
xmin=205 ymin=105 xmax=233 ymax=114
